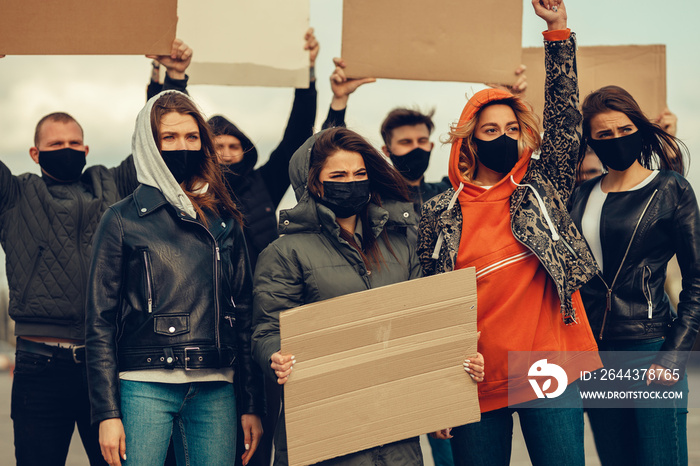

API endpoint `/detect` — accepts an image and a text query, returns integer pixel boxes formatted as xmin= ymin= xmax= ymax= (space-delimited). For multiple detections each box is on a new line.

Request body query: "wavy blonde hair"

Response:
xmin=445 ymin=98 xmax=541 ymax=181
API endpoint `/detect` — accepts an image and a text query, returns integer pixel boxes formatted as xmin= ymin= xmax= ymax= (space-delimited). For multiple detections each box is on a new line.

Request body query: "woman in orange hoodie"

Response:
xmin=418 ymin=1 xmax=601 ymax=465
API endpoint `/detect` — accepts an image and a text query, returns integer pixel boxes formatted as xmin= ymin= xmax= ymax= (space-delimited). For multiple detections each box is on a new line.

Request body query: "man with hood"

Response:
xmin=0 ymin=41 xmax=191 ymax=465
xmin=207 ymin=28 xmax=319 ymax=272
xmin=207 ymin=28 xmax=318 ymax=466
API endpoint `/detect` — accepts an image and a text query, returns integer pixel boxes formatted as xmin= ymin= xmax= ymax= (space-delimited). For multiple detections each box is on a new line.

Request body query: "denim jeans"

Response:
xmin=585 ymin=338 xmax=689 ymax=466
xmin=427 ymin=435 xmax=455 ymax=466
xmin=11 ymin=348 xmax=106 ymax=466
xmin=450 ymin=382 xmax=584 ymax=466
xmin=120 ymin=380 xmax=237 ymax=466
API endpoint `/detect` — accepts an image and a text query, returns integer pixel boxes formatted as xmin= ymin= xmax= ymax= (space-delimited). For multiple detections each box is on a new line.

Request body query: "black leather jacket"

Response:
xmin=570 ymin=170 xmax=700 ymax=372
xmin=85 ymin=185 xmax=264 ymax=424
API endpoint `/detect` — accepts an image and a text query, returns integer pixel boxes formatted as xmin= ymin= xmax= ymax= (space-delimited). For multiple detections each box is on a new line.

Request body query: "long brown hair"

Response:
xmin=581 ymin=86 xmax=686 ymax=175
xmin=308 ymin=128 xmax=410 ymax=270
xmin=150 ymin=93 xmax=242 ymax=226
xmin=445 ymin=97 xmax=541 ymax=181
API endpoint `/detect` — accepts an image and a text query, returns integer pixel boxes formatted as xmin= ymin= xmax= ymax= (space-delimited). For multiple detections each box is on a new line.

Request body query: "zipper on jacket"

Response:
xmin=596 ymin=189 xmax=658 ymax=339
xmin=182 ymin=217 xmax=222 ymax=349
xmin=642 ymin=265 xmax=653 ymax=319
xmin=19 ymin=246 xmax=44 ymax=306
xmin=224 ymin=315 xmax=235 ymax=327
xmin=142 ymin=250 xmax=154 ymax=313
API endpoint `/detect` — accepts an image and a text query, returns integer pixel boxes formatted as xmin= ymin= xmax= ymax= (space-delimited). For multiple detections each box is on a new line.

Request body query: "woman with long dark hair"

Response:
xmin=252 ymin=127 xmax=484 ymax=465
xmin=569 ymin=85 xmax=699 ymax=465
xmin=85 ymin=91 xmax=264 ymax=466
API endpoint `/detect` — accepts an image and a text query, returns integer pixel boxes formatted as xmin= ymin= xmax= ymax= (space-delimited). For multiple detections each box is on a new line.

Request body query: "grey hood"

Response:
xmin=132 ymin=90 xmax=197 ymax=219
xmin=279 ymin=130 xmax=416 ymax=237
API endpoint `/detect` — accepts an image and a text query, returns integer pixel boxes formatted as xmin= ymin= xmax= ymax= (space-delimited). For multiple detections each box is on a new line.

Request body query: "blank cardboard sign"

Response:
xmin=178 ymin=0 xmax=310 ymax=88
xmin=522 ymin=45 xmax=667 ymax=123
xmin=0 ymin=0 xmax=176 ymax=55
xmin=341 ymin=0 xmax=523 ymax=84
xmin=280 ymin=267 xmax=479 ymax=466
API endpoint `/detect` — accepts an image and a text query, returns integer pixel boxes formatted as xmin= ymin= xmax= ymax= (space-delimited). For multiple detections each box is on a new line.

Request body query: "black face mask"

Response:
xmin=587 ymin=131 xmax=642 ymax=172
xmin=473 ymin=134 xmax=519 ymax=174
xmin=390 ymin=147 xmax=431 ymax=181
xmin=319 ymin=180 xmax=371 ymax=219
xmin=38 ymin=148 xmax=86 ymax=182
xmin=161 ymin=149 xmax=202 ymax=183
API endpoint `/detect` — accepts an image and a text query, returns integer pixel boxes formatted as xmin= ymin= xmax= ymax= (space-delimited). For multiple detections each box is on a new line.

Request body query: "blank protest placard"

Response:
xmin=522 ymin=45 xmax=667 ymax=123
xmin=342 ymin=0 xmax=523 ymax=84
xmin=0 ymin=0 xmax=176 ymax=55
xmin=177 ymin=0 xmax=310 ymax=88
xmin=280 ymin=267 xmax=479 ymax=466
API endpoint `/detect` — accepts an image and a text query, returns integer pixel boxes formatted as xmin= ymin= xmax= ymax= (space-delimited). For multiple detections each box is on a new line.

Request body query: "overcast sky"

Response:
xmin=1 ymin=0 xmax=699 ymax=280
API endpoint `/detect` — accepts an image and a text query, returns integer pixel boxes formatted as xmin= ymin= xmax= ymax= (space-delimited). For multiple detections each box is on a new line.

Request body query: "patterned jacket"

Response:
xmin=417 ymin=34 xmax=599 ymax=323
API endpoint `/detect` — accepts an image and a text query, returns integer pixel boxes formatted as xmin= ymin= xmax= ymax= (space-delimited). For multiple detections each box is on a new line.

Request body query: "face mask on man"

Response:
xmin=38 ymin=147 xmax=86 ymax=182
xmin=390 ymin=147 xmax=431 ymax=181
xmin=473 ymin=134 xmax=519 ymax=174
xmin=161 ymin=149 xmax=202 ymax=184
xmin=587 ymin=131 xmax=642 ymax=172
xmin=319 ymin=180 xmax=371 ymax=219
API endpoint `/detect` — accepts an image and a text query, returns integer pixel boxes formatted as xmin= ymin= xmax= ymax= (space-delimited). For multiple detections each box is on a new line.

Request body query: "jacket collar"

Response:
xmin=133 ymin=185 xmax=170 ymax=217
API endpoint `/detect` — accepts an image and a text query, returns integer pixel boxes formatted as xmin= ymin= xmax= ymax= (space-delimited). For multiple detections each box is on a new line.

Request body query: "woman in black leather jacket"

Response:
xmin=85 ymin=91 xmax=264 ymax=466
xmin=569 ymin=85 xmax=700 ymax=466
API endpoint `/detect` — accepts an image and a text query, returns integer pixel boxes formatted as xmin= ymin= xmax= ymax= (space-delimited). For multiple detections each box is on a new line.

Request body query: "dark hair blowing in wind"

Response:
xmin=150 ymin=92 xmax=242 ymax=226
xmin=581 ymin=85 xmax=687 ymax=175
xmin=308 ymin=127 xmax=410 ymax=270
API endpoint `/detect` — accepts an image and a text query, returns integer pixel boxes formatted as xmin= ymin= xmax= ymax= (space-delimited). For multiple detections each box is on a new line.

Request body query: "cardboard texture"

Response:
xmin=178 ymin=0 xmax=310 ymax=88
xmin=341 ymin=0 xmax=523 ymax=84
xmin=522 ymin=45 xmax=667 ymax=123
xmin=0 ymin=0 xmax=176 ymax=55
xmin=280 ymin=268 xmax=480 ymax=466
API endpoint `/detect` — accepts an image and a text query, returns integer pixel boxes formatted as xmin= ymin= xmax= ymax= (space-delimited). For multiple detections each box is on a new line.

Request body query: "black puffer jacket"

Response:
xmin=209 ymin=84 xmax=317 ymax=270
xmin=0 ymin=158 xmax=137 ymax=340
xmin=570 ymin=170 xmax=700 ymax=372
xmin=85 ymin=184 xmax=263 ymax=424
xmin=0 ymin=74 xmax=187 ymax=341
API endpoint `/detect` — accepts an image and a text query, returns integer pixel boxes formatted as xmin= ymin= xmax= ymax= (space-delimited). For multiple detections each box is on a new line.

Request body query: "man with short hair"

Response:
xmin=0 ymin=40 xmax=191 ymax=465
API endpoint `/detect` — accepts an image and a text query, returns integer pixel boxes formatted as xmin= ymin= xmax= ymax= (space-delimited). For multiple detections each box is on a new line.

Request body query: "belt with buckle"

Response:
xmin=119 ymin=346 xmax=236 ymax=371
xmin=16 ymin=338 xmax=86 ymax=364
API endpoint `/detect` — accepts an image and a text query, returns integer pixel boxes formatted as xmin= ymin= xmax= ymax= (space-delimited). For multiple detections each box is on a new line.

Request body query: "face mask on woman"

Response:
xmin=38 ymin=147 xmax=86 ymax=182
xmin=587 ymin=131 xmax=642 ymax=171
xmin=161 ymin=149 xmax=202 ymax=183
xmin=390 ymin=147 xmax=431 ymax=181
xmin=319 ymin=180 xmax=371 ymax=219
xmin=473 ymin=134 xmax=519 ymax=174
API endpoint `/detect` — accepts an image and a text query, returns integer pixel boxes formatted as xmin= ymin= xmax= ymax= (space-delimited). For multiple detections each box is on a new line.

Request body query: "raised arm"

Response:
xmin=0 ymin=55 xmax=22 ymax=217
xmin=531 ymin=0 xmax=581 ymax=203
xmin=321 ymin=57 xmax=376 ymax=130
xmin=257 ymin=28 xmax=319 ymax=207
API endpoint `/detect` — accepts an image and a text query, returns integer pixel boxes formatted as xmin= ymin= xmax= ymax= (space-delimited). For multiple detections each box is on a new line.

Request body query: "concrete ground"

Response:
xmin=0 ymin=367 xmax=697 ymax=465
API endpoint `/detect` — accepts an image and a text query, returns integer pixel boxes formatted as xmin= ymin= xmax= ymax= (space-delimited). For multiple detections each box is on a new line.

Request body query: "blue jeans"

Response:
xmin=12 ymin=349 xmax=106 ymax=466
xmin=120 ymin=380 xmax=237 ymax=466
xmin=585 ymin=338 xmax=689 ymax=466
xmin=450 ymin=382 xmax=584 ymax=466
xmin=427 ymin=435 xmax=454 ymax=466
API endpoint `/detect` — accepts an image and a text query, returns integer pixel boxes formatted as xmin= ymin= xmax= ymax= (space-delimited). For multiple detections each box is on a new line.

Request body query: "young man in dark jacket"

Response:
xmin=206 ymin=28 xmax=318 ymax=466
xmin=0 ymin=41 xmax=191 ymax=466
